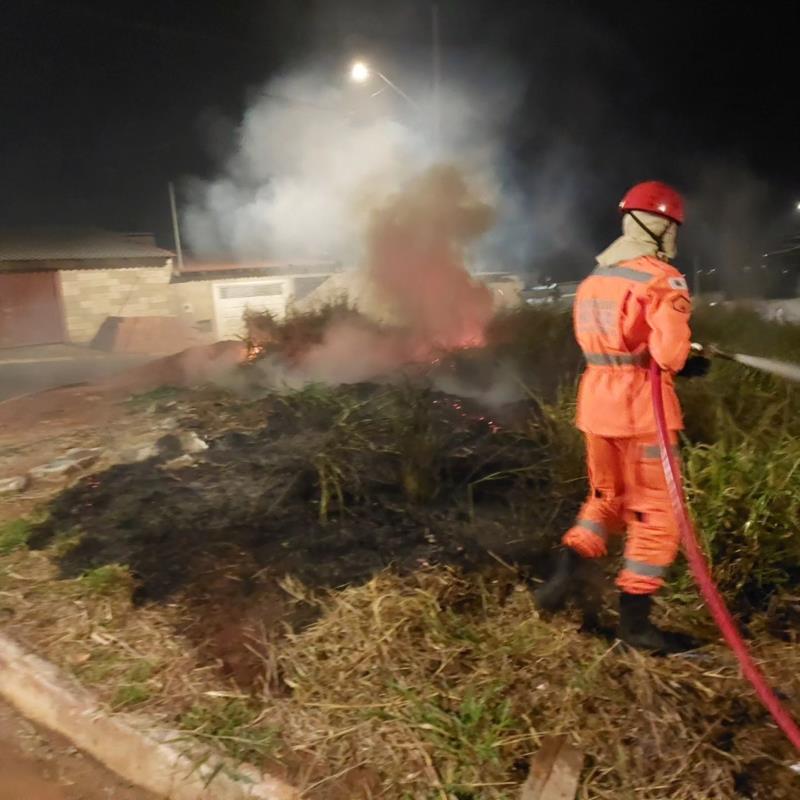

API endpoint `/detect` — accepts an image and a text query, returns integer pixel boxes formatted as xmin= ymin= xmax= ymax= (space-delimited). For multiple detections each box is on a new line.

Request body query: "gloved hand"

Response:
xmin=677 ymin=343 xmax=711 ymax=378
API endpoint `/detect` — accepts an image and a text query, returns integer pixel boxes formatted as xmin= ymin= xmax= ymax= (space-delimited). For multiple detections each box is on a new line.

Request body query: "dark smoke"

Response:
xmin=365 ymin=165 xmax=494 ymax=349
xmin=249 ymin=164 xmax=498 ymax=388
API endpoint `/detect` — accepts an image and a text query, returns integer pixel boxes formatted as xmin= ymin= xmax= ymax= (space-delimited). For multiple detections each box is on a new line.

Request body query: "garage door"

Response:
xmin=213 ymin=280 xmax=287 ymax=340
xmin=0 ymin=272 xmax=65 ymax=347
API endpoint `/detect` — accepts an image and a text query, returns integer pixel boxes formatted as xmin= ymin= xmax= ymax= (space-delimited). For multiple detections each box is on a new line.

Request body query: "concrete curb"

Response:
xmin=0 ymin=633 xmax=300 ymax=800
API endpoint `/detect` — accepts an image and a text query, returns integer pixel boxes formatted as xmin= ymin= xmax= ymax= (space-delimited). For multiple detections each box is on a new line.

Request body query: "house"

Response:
xmin=0 ymin=225 xmax=528 ymax=351
xmin=0 ymin=228 xmax=174 ymax=347
xmin=171 ymin=259 xmax=343 ymax=340
xmin=267 ymin=268 xmax=524 ymax=323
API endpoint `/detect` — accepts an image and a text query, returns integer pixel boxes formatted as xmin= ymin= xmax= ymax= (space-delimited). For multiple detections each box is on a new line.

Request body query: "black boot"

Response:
xmin=535 ymin=548 xmax=582 ymax=612
xmin=618 ymin=593 xmax=699 ymax=654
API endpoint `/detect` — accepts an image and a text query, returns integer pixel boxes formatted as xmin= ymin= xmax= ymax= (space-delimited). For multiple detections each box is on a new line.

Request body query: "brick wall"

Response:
xmin=59 ymin=264 xmax=176 ymax=343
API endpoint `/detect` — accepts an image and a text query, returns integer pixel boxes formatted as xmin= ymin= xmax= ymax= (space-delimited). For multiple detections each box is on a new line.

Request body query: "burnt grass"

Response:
xmin=28 ymin=381 xmax=582 ymax=679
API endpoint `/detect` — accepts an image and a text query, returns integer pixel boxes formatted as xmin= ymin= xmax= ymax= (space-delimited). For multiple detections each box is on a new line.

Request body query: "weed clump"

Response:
xmin=0 ymin=519 xmax=31 ymax=555
xmin=79 ymin=564 xmax=133 ymax=596
xmin=180 ymin=698 xmax=279 ymax=763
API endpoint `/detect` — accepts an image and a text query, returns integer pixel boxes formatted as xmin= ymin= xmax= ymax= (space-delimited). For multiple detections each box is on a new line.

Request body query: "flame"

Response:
xmin=246 ymin=343 xmax=266 ymax=362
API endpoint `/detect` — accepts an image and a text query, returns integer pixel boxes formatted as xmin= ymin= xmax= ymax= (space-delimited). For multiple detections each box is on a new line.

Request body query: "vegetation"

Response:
xmin=79 ymin=564 xmax=134 ymax=595
xmin=179 ymin=698 xmax=280 ymax=763
xmin=0 ymin=518 xmax=31 ymax=555
xmin=267 ymin=569 xmax=799 ymax=799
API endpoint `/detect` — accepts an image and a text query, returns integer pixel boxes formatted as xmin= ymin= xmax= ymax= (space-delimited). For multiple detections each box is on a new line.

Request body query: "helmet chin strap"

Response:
xmin=628 ymin=212 xmax=673 ymax=261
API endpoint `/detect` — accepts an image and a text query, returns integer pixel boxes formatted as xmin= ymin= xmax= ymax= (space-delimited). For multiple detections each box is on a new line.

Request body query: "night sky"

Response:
xmin=3 ymin=1 xmax=799 ymax=278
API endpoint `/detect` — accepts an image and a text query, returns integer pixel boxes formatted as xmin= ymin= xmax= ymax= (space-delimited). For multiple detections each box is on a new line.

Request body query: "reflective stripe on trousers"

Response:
xmin=641 ymin=444 xmax=680 ymax=459
xmin=577 ymin=518 xmax=608 ymax=541
xmin=624 ymin=558 xmax=666 ymax=578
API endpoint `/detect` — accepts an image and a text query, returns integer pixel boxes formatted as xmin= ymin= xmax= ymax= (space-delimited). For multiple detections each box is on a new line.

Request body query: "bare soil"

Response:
xmin=0 ymin=341 xmax=245 ymax=438
xmin=0 ymin=697 xmax=156 ymax=800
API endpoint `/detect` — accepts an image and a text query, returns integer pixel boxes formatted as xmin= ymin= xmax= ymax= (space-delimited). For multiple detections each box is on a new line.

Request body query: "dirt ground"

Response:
xmin=0 ymin=345 xmax=149 ymax=402
xmin=0 ymin=340 xmax=245 ymax=439
xmin=0 ymin=697 xmax=157 ymax=800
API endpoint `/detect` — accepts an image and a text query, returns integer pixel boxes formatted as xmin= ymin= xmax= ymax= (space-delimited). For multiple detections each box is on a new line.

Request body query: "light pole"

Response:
xmin=431 ymin=3 xmax=441 ymax=147
xmin=168 ymin=182 xmax=184 ymax=274
xmin=349 ymin=60 xmax=420 ymax=111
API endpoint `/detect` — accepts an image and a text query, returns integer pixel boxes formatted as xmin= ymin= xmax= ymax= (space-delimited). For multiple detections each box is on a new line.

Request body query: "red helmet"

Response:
xmin=619 ymin=181 xmax=685 ymax=225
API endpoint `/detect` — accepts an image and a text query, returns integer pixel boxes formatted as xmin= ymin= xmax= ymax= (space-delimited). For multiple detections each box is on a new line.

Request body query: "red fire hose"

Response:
xmin=650 ymin=361 xmax=800 ymax=752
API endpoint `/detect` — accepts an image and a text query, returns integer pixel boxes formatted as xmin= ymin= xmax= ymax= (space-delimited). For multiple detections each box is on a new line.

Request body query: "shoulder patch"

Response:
xmin=668 ymin=276 xmax=688 ymax=291
xmin=672 ymin=296 xmax=691 ymax=314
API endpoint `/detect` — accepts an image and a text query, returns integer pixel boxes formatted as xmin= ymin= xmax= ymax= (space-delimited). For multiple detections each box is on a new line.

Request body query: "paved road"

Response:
xmin=0 ymin=345 xmax=149 ymax=402
xmin=0 ymin=697 xmax=156 ymax=800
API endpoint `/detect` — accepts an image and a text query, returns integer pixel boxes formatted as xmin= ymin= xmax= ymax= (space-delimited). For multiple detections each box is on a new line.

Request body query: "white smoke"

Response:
xmin=182 ymin=62 xmax=531 ymax=269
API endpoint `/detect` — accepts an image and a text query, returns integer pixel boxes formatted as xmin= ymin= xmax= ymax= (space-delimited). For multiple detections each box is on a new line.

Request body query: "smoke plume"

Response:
xmin=256 ymin=164 xmax=498 ymax=388
xmin=183 ymin=60 xmax=529 ymax=389
xmin=365 ymin=165 xmax=494 ymax=348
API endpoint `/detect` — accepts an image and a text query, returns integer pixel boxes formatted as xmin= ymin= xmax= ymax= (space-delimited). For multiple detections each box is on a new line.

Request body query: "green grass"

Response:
xmin=179 ymin=699 xmax=280 ymax=763
xmin=677 ymin=435 xmax=800 ymax=610
xmin=111 ymin=683 xmax=151 ymax=710
xmin=125 ymin=659 xmax=155 ymax=683
xmin=75 ymin=651 xmax=121 ymax=683
xmin=78 ymin=564 xmax=132 ymax=595
xmin=108 ymin=661 xmax=156 ymax=710
xmin=0 ymin=519 xmax=32 ymax=555
xmin=396 ymin=685 xmax=516 ymax=766
xmin=365 ymin=680 xmax=520 ymax=795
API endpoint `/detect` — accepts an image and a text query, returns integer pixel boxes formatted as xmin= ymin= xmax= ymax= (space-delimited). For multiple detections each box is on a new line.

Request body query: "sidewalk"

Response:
xmin=0 ymin=345 xmax=149 ymax=401
xmin=0 ymin=344 xmax=146 ymax=364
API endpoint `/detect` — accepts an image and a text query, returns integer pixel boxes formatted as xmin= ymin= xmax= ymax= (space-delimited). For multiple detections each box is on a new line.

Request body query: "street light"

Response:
xmin=350 ymin=60 xmax=370 ymax=84
xmin=795 ymin=200 xmax=800 ymax=212
xmin=348 ymin=59 xmax=420 ymax=110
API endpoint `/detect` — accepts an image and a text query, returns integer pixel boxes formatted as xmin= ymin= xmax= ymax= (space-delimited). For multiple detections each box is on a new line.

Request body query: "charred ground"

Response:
xmin=26 ymin=369 xmax=589 ymax=687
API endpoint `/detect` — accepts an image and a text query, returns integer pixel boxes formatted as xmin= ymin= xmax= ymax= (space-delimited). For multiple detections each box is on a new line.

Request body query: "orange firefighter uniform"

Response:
xmin=562 ymin=255 xmax=692 ymax=594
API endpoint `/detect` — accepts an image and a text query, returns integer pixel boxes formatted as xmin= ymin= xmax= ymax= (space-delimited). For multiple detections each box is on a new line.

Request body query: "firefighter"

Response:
xmin=535 ymin=180 xmax=710 ymax=652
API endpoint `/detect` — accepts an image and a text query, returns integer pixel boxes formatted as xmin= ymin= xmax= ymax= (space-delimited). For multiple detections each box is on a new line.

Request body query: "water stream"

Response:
xmin=732 ymin=354 xmax=800 ymax=384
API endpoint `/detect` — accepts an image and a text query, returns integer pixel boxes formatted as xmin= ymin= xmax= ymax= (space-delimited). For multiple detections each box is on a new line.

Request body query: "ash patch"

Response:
xmin=29 ymin=384 xmax=567 ymax=605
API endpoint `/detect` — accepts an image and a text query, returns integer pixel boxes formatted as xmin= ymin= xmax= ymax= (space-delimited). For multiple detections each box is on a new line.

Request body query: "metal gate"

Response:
xmin=212 ymin=280 xmax=287 ymax=340
xmin=0 ymin=272 xmax=65 ymax=348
